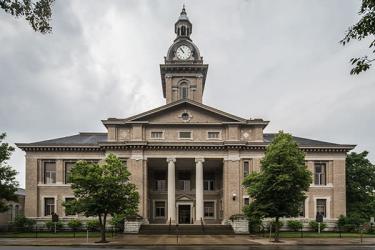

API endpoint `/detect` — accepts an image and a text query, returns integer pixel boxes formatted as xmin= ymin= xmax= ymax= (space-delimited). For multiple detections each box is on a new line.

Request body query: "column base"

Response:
xmin=166 ymin=219 xmax=176 ymax=225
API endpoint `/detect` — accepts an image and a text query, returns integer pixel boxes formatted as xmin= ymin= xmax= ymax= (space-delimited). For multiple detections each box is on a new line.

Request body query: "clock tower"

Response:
xmin=160 ymin=6 xmax=208 ymax=104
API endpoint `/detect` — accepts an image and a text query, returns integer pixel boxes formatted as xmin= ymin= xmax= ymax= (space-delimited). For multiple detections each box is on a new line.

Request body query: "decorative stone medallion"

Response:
xmin=178 ymin=110 xmax=192 ymax=122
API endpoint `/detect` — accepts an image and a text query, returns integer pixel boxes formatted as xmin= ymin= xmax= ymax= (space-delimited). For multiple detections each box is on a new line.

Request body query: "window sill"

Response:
xmin=310 ymin=184 xmax=333 ymax=188
xmin=38 ymin=184 xmax=71 ymax=187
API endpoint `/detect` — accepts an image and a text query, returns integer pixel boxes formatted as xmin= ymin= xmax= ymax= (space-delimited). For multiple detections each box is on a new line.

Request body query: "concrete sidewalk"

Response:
xmin=0 ymin=235 xmax=375 ymax=246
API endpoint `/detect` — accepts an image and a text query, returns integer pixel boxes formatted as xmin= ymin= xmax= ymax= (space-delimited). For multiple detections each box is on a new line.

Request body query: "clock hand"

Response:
xmin=179 ymin=47 xmax=185 ymax=53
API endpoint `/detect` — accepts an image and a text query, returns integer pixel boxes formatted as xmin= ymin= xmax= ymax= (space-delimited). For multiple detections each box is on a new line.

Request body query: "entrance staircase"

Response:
xmin=139 ymin=224 xmax=235 ymax=235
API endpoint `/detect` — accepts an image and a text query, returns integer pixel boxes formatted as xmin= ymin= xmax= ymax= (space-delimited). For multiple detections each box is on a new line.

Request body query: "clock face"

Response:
xmin=176 ymin=45 xmax=192 ymax=60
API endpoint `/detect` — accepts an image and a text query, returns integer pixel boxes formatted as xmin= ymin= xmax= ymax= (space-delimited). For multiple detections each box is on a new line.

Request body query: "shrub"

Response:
xmin=110 ymin=214 xmax=125 ymax=231
xmin=248 ymin=217 xmax=262 ymax=233
xmin=337 ymin=214 xmax=366 ymax=232
xmin=13 ymin=215 xmax=35 ymax=231
xmin=67 ymin=219 xmax=82 ymax=231
xmin=45 ymin=221 xmax=64 ymax=232
xmin=86 ymin=220 xmax=100 ymax=231
xmin=287 ymin=220 xmax=303 ymax=231
xmin=309 ymin=221 xmax=327 ymax=232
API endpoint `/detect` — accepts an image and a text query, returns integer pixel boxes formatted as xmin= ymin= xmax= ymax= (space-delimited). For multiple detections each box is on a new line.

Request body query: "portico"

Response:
xmin=147 ymin=157 xmax=223 ymax=224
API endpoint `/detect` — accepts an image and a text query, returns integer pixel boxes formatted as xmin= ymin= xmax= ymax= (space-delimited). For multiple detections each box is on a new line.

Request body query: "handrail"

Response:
xmin=200 ymin=217 xmax=205 ymax=233
xmin=168 ymin=218 xmax=171 ymax=233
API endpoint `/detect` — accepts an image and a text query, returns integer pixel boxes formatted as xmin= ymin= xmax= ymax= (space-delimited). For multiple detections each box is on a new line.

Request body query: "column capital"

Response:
xmin=195 ymin=158 xmax=205 ymax=163
xmin=166 ymin=157 xmax=176 ymax=163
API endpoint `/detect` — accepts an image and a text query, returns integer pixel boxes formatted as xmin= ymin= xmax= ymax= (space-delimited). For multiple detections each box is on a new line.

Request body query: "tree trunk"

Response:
xmin=97 ymin=214 xmax=108 ymax=243
xmin=274 ymin=217 xmax=280 ymax=242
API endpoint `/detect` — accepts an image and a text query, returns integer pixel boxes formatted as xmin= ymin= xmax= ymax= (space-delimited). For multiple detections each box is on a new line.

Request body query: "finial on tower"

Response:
xmin=175 ymin=4 xmax=192 ymax=38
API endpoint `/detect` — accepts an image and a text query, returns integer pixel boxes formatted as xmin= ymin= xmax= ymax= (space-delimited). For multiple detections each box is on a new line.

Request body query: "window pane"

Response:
xmin=179 ymin=132 xmax=191 ymax=139
xmin=156 ymin=180 xmax=166 ymax=191
xmin=65 ymin=162 xmax=74 ymax=184
xmin=299 ymin=201 xmax=305 ymax=217
xmin=155 ymin=201 xmax=165 ymax=217
xmin=244 ymin=198 xmax=250 ymax=205
xmin=204 ymin=180 xmax=214 ymax=191
xmin=44 ymin=162 xmax=56 ymax=184
xmin=316 ymin=199 xmax=326 ymax=217
xmin=151 ymin=132 xmax=163 ymax=139
xmin=314 ymin=162 xmax=326 ymax=185
xmin=204 ymin=202 xmax=215 ymax=217
xmin=243 ymin=161 xmax=249 ymax=177
xmin=208 ymin=132 xmax=219 ymax=139
xmin=44 ymin=198 xmax=55 ymax=216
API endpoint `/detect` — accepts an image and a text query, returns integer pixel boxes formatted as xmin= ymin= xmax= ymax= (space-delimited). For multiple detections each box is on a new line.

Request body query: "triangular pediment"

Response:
xmin=176 ymin=194 xmax=194 ymax=201
xmin=124 ymin=100 xmax=246 ymax=124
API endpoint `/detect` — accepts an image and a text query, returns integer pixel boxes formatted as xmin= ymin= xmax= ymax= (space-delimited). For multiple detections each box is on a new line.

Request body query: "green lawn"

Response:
xmin=0 ymin=231 xmax=116 ymax=238
xmin=260 ymin=231 xmax=375 ymax=238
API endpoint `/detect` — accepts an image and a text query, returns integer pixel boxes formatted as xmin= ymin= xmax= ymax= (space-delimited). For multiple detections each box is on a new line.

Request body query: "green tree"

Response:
xmin=0 ymin=0 xmax=54 ymax=34
xmin=63 ymin=153 xmax=139 ymax=243
xmin=346 ymin=151 xmax=375 ymax=220
xmin=243 ymin=131 xmax=312 ymax=242
xmin=341 ymin=0 xmax=375 ymax=74
xmin=0 ymin=133 xmax=18 ymax=212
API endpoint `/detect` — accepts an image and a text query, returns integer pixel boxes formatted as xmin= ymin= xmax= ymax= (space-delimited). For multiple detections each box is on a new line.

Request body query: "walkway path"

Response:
xmin=0 ymin=235 xmax=375 ymax=246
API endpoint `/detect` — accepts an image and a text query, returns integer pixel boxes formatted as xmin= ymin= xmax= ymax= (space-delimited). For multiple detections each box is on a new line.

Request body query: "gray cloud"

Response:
xmin=0 ymin=0 xmax=374 ymax=188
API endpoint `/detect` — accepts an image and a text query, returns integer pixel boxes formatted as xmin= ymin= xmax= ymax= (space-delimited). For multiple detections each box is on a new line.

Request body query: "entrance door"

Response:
xmin=178 ymin=205 xmax=191 ymax=224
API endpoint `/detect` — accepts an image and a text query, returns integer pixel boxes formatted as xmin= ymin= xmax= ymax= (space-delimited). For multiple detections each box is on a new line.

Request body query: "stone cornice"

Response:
xmin=17 ymin=141 xmax=355 ymax=153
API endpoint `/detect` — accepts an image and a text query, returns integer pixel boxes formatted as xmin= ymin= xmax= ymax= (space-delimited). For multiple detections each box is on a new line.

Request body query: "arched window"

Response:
xmin=181 ymin=26 xmax=186 ymax=36
xmin=180 ymin=83 xmax=188 ymax=99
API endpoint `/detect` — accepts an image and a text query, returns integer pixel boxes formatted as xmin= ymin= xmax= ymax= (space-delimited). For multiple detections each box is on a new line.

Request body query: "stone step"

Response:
xmin=139 ymin=224 xmax=235 ymax=235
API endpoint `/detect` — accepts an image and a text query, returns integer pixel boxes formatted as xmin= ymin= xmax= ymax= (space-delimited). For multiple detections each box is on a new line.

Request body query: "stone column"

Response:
xmin=167 ymin=158 xmax=176 ymax=223
xmin=195 ymin=158 xmax=204 ymax=223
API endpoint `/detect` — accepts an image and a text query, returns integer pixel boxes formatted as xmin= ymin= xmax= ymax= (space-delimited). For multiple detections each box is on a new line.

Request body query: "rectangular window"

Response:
xmin=299 ymin=201 xmax=305 ymax=217
xmin=316 ymin=199 xmax=327 ymax=218
xmin=155 ymin=180 xmax=167 ymax=192
xmin=151 ymin=131 xmax=163 ymax=139
xmin=44 ymin=198 xmax=55 ymax=216
xmin=204 ymin=180 xmax=214 ymax=191
xmin=204 ymin=201 xmax=215 ymax=218
xmin=177 ymin=180 xmax=191 ymax=191
xmin=179 ymin=131 xmax=192 ymax=139
xmin=243 ymin=161 xmax=249 ymax=177
xmin=155 ymin=201 xmax=165 ymax=218
xmin=207 ymin=131 xmax=220 ymax=139
xmin=244 ymin=197 xmax=250 ymax=206
xmin=44 ymin=162 xmax=56 ymax=184
xmin=64 ymin=198 xmax=75 ymax=216
xmin=64 ymin=162 xmax=75 ymax=184
xmin=314 ymin=162 xmax=326 ymax=185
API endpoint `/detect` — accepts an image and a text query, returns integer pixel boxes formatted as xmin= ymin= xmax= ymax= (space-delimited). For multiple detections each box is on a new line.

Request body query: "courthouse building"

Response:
xmin=17 ymin=7 xmax=355 ymax=225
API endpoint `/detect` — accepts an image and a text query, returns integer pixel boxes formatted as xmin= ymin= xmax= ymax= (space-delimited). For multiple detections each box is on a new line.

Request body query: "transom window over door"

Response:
xmin=314 ymin=162 xmax=327 ymax=185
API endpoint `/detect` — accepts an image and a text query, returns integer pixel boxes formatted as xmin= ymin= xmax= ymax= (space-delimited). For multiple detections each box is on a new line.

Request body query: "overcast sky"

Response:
xmin=1 ymin=0 xmax=374 ymax=188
